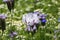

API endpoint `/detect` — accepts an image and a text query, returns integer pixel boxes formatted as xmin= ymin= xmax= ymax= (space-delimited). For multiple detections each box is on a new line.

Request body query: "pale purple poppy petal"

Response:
xmin=27 ymin=26 xmax=31 ymax=31
xmin=33 ymin=25 xmax=37 ymax=30
xmin=13 ymin=32 xmax=17 ymax=35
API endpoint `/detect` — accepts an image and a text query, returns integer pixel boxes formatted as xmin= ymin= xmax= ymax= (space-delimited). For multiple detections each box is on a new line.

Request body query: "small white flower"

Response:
xmin=48 ymin=4 xmax=51 ymax=6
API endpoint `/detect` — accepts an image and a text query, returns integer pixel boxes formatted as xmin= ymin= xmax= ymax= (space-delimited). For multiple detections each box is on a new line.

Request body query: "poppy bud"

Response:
xmin=0 ymin=14 xmax=7 ymax=33
xmin=3 ymin=0 xmax=14 ymax=12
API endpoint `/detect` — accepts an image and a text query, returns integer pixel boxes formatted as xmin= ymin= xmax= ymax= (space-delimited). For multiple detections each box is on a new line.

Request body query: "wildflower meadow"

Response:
xmin=0 ymin=0 xmax=60 ymax=40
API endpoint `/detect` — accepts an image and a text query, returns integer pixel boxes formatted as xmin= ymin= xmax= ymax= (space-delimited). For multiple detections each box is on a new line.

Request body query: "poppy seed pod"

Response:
xmin=3 ymin=0 xmax=14 ymax=12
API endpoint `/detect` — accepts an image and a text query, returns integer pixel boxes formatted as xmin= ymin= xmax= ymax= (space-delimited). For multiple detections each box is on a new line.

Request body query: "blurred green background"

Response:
xmin=0 ymin=0 xmax=60 ymax=40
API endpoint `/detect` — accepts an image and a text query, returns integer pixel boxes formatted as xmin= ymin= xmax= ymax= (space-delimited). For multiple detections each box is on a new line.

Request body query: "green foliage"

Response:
xmin=0 ymin=0 xmax=60 ymax=40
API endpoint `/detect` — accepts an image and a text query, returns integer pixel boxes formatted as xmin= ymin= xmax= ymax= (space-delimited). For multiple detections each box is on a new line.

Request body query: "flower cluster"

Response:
xmin=22 ymin=11 xmax=47 ymax=34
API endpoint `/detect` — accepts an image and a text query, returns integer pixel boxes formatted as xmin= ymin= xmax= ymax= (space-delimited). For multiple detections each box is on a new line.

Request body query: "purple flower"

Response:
xmin=41 ymin=19 xmax=46 ymax=23
xmin=0 ymin=14 xmax=7 ymax=19
xmin=41 ymin=19 xmax=46 ymax=26
xmin=13 ymin=32 xmax=17 ymax=35
xmin=9 ymin=31 xmax=17 ymax=38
